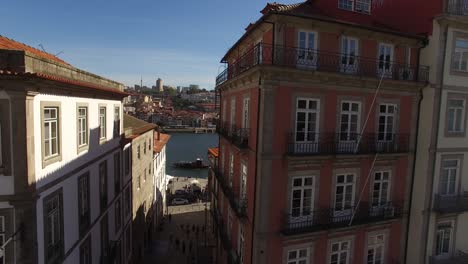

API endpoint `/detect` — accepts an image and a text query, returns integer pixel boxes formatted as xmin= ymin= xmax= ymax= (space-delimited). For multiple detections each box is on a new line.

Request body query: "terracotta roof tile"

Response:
xmin=208 ymin=147 xmax=219 ymax=157
xmin=0 ymin=35 xmax=69 ymax=65
xmin=153 ymin=132 xmax=171 ymax=153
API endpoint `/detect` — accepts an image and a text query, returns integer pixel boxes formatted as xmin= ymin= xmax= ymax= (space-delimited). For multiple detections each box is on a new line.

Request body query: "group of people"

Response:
xmin=169 ymin=223 xmax=206 ymax=263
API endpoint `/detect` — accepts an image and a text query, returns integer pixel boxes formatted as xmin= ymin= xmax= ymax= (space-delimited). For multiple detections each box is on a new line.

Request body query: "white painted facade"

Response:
xmin=153 ymin=144 xmax=167 ymax=218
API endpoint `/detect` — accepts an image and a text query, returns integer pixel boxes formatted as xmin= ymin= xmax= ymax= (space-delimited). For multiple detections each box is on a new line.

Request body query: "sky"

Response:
xmin=0 ymin=0 xmax=299 ymax=90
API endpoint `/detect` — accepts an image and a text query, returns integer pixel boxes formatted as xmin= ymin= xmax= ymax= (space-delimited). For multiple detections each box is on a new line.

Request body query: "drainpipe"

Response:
xmin=422 ymin=24 xmax=449 ymax=263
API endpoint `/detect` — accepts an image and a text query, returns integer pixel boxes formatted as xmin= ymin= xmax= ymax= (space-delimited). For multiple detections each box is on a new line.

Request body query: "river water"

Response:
xmin=165 ymin=133 xmax=218 ymax=179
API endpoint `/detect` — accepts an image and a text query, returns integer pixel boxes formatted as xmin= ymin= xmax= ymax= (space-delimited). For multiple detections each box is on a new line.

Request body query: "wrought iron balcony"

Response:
xmin=217 ymin=121 xmax=249 ymax=149
xmin=433 ymin=193 xmax=468 ymax=213
xmin=282 ymin=202 xmax=402 ymax=235
xmin=213 ymin=169 xmax=248 ymax=218
xmin=215 ymin=43 xmax=429 ymax=86
xmin=287 ymin=133 xmax=410 ymax=156
xmin=430 ymin=250 xmax=468 ymax=264
xmin=446 ymin=0 xmax=468 ymax=16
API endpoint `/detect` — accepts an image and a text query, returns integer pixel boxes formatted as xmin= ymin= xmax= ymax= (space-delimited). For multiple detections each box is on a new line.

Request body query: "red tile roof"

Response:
xmin=0 ymin=70 xmax=129 ymax=96
xmin=0 ymin=35 xmax=69 ymax=65
xmin=154 ymin=132 xmax=171 ymax=153
xmin=208 ymin=147 xmax=219 ymax=157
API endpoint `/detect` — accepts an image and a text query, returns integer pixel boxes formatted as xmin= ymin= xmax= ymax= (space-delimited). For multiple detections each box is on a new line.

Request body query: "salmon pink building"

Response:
xmin=210 ymin=1 xmax=431 ymax=264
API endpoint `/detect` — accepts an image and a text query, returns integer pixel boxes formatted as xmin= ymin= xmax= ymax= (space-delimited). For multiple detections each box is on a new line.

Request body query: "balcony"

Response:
xmin=213 ymin=169 xmax=248 ymax=218
xmin=430 ymin=251 xmax=468 ymax=264
xmin=433 ymin=193 xmax=468 ymax=214
xmin=216 ymin=43 xmax=429 ymax=86
xmin=446 ymin=0 xmax=468 ymax=16
xmin=282 ymin=202 xmax=402 ymax=235
xmin=217 ymin=121 xmax=249 ymax=149
xmin=287 ymin=133 xmax=410 ymax=156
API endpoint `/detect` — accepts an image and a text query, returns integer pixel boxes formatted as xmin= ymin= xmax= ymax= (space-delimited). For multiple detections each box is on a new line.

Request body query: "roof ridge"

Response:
xmin=0 ymin=35 xmax=69 ymax=65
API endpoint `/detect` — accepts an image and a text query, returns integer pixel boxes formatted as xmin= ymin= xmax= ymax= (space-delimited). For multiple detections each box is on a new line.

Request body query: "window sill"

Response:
xmin=450 ymin=69 xmax=468 ymax=77
xmin=445 ymin=132 xmax=465 ymax=137
xmin=99 ymin=137 xmax=107 ymax=144
xmin=42 ymin=154 xmax=62 ymax=168
xmin=77 ymin=144 xmax=89 ymax=154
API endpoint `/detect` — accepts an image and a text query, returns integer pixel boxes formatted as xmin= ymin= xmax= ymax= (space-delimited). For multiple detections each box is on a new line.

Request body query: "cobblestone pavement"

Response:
xmin=143 ymin=202 xmax=211 ymax=264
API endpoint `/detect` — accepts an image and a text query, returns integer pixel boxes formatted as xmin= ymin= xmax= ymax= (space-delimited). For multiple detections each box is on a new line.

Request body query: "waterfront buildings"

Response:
xmin=212 ymin=1 xmax=430 ymax=264
xmin=407 ymin=1 xmax=468 ymax=263
xmin=0 ymin=36 xmax=129 ymax=263
xmin=123 ymin=114 xmax=157 ymax=263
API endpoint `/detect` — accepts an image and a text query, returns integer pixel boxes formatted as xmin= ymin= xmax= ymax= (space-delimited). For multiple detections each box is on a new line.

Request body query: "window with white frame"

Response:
xmin=367 ymin=234 xmax=385 ymax=264
xmin=295 ymin=98 xmax=320 ymax=148
xmin=330 ymin=240 xmax=351 ymax=264
xmin=378 ymin=104 xmax=396 ymax=141
xmin=378 ymin=43 xmax=394 ymax=75
xmin=230 ymin=98 xmax=236 ymax=130
xmin=298 ymin=31 xmax=317 ymax=66
xmin=287 ymin=248 xmax=310 ymax=264
xmin=99 ymin=107 xmax=106 ymax=140
xmin=229 ymin=152 xmax=234 ymax=187
xmin=340 ymin=37 xmax=359 ymax=73
xmin=77 ymin=107 xmax=88 ymax=147
xmin=44 ymin=107 xmax=60 ymax=158
xmin=114 ymin=106 xmax=120 ymax=138
xmin=339 ymin=101 xmax=360 ymax=141
xmin=372 ymin=171 xmax=390 ymax=207
xmin=440 ymin=159 xmax=459 ymax=195
xmin=334 ymin=174 xmax=355 ymax=214
xmin=435 ymin=222 xmax=453 ymax=256
xmin=452 ymin=38 xmax=468 ymax=72
xmin=238 ymin=225 xmax=245 ymax=264
xmin=291 ymin=176 xmax=314 ymax=218
xmin=0 ymin=216 xmax=4 ymax=264
xmin=447 ymin=99 xmax=465 ymax=133
xmin=240 ymin=163 xmax=247 ymax=200
xmin=242 ymin=97 xmax=250 ymax=129
xmin=44 ymin=191 xmax=63 ymax=264
xmin=338 ymin=0 xmax=371 ymax=14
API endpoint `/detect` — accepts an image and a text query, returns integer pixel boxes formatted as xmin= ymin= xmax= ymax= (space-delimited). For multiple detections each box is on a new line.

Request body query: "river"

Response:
xmin=165 ymin=132 xmax=219 ymax=179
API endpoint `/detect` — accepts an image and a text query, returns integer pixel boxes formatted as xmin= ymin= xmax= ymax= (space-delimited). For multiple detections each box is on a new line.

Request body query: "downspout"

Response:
xmin=422 ymin=24 xmax=449 ymax=263
xmin=251 ymin=20 xmax=274 ymax=264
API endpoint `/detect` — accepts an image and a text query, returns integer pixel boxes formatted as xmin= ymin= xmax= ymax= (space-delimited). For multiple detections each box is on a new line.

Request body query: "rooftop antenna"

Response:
xmin=38 ymin=44 xmax=46 ymax=52
xmin=55 ymin=51 xmax=64 ymax=57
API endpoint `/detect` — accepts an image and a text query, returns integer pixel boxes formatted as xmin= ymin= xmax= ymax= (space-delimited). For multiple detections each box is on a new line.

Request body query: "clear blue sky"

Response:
xmin=0 ymin=0 xmax=298 ymax=90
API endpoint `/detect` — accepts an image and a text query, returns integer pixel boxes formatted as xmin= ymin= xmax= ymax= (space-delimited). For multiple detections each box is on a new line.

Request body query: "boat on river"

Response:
xmin=172 ymin=158 xmax=209 ymax=169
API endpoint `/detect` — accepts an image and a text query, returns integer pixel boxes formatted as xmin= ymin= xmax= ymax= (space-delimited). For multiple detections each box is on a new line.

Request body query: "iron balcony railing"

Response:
xmin=433 ymin=193 xmax=468 ymax=213
xmin=215 ymin=43 xmax=430 ymax=86
xmin=446 ymin=0 xmax=468 ymax=16
xmin=282 ymin=202 xmax=402 ymax=235
xmin=217 ymin=121 xmax=250 ymax=149
xmin=213 ymin=169 xmax=248 ymax=218
xmin=430 ymin=250 xmax=468 ymax=264
xmin=287 ymin=133 xmax=410 ymax=156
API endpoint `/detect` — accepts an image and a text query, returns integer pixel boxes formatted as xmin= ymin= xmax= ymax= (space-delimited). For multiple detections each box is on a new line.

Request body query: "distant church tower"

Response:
xmin=156 ymin=78 xmax=163 ymax=92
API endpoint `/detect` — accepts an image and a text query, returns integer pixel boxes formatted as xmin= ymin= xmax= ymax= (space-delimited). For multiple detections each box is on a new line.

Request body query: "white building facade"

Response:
xmin=153 ymin=131 xmax=170 ymax=227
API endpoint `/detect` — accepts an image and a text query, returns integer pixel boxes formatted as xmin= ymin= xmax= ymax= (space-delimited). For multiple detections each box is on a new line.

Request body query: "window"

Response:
xmin=298 ymin=31 xmax=317 ymax=67
xmin=77 ymin=106 xmax=88 ymax=148
xmin=99 ymin=107 xmax=107 ymax=140
xmin=114 ymin=152 xmax=121 ymax=194
xmin=137 ymin=145 xmax=141 ymax=159
xmin=372 ymin=171 xmax=390 ymax=207
xmin=240 ymin=163 xmax=247 ymax=200
xmin=115 ymin=198 xmax=122 ymax=232
xmin=44 ymin=190 xmax=63 ymax=264
xmin=242 ymin=97 xmax=250 ymax=129
xmin=78 ymin=173 xmax=90 ymax=236
xmin=144 ymin=141 xmax=147 ymax=154
xmin=440 ymin=159 xmax=459 ymax=195
xmin=338 ymin=0 xmax=371 ymax=14
xmin=0 ymin=216 xmax=4 ymax=264
xmin=295 ymin=98 xmax=320 ymax=153
xmin=99 ymin=161 xmax=108 ymax=212
xmin=101 ymin=215 xmax=109 ymax=259
xmin=452 ymin=38 xmax=468 ymax=72
xmin=125 ymin=187 xmax=131 ymax=217
xmin=287 ymin=248 xmax=309 ymax=264
xmin=148 ymin=138 xmax=151 ymax=151
xmin=144 ymin=169 xmax=147 ymax=182
xmin=340 ymin=37 xmax=359 ymax=73
xmin=137 ymin=175 xmax=141 ymax=190
xmin=447 ymin=99 xmax=465 ymax=134
xmin=43 ymin=107 xmax=60 ymax=159
xmin=435 ymin=222 xmax=453 ymax=256
xmin=330 ymin=240 xmax=351 ymax=264
xmin=367 ymin=234 xmax=385 ymax=264
xmin=148 ymin=163 xmax=152 ymax=175
xmin=114 ymin=106 xmax=120 ymax=138
xmin=238 ymin=225 xmax=245 ymax=264
xmin=290 ymin=176 xmax=314 ymax=218
xmin=124 ymin=148 xmax=130 ymax=175
xmin=229 ymin=152 xmax=234 ymax=187
xmin=339 ymin=101 xmax=360 ymax=142
xmin=334 ymin=174 xmax=355 ymax=217
xmin=230 ymin=98 xmax=236 ymax=130
xmin=378 ymin=104 xmax=396 ymax=141
xmin=378 ymin=44 xmax=394 ymax=76
xmin=79 ymin=237 xmax=91 ymax=264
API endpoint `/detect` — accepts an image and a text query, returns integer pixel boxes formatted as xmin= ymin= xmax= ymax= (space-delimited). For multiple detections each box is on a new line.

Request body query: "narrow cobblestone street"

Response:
xmin=143 ymin=202 xmax=212 ymax=264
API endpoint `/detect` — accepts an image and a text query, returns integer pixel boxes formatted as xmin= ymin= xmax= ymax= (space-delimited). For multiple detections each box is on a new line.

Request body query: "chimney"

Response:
xmin=157 ymin=126 xmax=161 ymax=141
